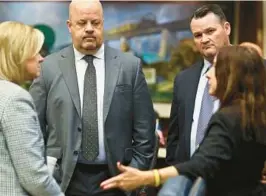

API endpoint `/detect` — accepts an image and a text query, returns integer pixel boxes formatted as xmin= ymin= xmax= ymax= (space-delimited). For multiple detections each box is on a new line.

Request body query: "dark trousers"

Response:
xmin=66 ymin=163 xmax=126 ymax=196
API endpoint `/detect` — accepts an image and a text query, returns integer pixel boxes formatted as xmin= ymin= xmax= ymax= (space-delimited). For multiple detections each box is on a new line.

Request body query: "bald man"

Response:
xmin=240 ymin=42 xmax=263 ymax=57
xmin=29 ymin=1 xmax=155 ymax=195
xmin=240 ymin=41 xmax=266 ymax=67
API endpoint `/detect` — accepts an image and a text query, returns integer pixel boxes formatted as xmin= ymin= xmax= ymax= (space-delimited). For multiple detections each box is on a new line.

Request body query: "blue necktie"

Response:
xmin=196 ymin=77 xmax=214 ymax=147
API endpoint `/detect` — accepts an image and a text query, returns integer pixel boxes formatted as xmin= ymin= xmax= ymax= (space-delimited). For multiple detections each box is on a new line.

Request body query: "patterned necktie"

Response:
xmin=196 ymin=76 xmax=214 ymax=147
xmin=82 ymin=55 xmax=99 ymax=161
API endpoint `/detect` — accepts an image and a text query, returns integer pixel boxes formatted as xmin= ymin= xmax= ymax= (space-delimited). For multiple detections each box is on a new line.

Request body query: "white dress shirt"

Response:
xmin=73 ymin=44 xmax=106 ymax=162
xmin=190 ymin=59 xmax=220 ymax=156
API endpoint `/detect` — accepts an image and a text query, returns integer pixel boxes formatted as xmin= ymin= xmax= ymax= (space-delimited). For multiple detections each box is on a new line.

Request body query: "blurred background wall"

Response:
xmin=0 ymin=0 xmax=263 ymax=109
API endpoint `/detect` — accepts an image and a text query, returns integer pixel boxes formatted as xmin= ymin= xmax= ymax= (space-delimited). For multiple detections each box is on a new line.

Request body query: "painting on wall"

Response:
xmin=0 ymin=1 xmax=203 ymax=103
xmin=103 ymin=2 xmax=202 ymax=103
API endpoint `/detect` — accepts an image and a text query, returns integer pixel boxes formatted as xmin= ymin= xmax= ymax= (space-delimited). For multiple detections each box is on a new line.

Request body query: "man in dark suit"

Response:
xmin=29 ymin=1 xmax=155 ymax=195
xmin=166 ymin=4 xmax=231 ymax=164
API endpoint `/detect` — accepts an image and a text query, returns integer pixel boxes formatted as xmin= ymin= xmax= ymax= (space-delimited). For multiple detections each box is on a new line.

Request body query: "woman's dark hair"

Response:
xmin=215 ymin=46 xmax=266 ymax=144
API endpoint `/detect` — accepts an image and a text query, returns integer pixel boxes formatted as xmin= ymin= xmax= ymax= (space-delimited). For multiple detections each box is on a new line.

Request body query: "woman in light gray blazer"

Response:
xmin=0 ymin=21 xmax=63 ymax=196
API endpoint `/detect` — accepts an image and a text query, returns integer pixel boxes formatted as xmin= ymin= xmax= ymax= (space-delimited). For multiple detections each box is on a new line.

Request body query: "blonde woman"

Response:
xmin=0 ymin=21 xmax=63 ymax=196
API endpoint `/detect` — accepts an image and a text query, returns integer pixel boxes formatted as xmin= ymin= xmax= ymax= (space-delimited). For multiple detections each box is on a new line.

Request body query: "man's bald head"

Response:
xmin=67 ymin=0 xmax=104 ymax=55
xmin=69 ymin=0 xmax=103 ymax=21
xmin=240 ymin=42 xmax=263 ymax=57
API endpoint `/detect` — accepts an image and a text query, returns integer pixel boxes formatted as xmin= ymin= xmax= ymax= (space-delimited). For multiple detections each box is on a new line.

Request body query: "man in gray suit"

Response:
xmin=29 ymin=1 xmax=155 ymax=196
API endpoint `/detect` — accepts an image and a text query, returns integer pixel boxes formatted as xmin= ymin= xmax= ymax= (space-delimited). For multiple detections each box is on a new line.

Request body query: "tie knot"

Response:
xmin=83 ymin=55 xmax=94 ymax=64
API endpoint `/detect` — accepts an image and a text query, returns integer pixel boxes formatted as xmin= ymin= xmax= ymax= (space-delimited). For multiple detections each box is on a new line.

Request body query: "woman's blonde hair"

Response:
xmin=0 ymin=21 xmax=44 ymax=84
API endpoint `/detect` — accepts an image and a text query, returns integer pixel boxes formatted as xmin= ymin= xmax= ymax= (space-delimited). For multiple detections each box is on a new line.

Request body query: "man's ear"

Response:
xmin=66 ymin=20 xmax=72 ymax=33
xmin=224 ymin=21 xmax=231 ymax=36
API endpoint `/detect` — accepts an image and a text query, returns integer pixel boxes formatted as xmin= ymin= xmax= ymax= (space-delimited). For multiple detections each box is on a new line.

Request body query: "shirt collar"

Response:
xmin=202 ymin=59 xmax=212 ymax=76
xmin=73 ymin=44 xmax=105 ymax=61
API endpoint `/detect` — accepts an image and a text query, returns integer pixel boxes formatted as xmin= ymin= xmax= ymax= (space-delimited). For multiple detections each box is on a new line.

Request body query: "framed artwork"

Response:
xmin=0 ymin=1 xmax=234 ymax=105
xmin=103 ymin=2 xmax=202 ymax=103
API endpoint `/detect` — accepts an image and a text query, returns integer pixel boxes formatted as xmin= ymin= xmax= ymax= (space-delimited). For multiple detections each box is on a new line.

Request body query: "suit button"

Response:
xmin=73 ymin=151 xmax=79 ymax=155
xmin=78 ymin=127 xmax=82 ymax=132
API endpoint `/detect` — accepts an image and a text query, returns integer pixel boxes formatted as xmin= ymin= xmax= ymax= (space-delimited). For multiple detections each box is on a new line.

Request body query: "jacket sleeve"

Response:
xmin=174 ymin=112 xmax=236 ymax=180
xmin=129 ymin=58 xmax=156 ymax=170
xmin=166 ymin=75 xmax=180 ymax=164
xmin=1 ymin=88 xmax=63 ymax=196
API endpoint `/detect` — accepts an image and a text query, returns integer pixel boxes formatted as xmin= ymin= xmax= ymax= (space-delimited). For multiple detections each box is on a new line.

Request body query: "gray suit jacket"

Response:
xmin=29 ymin=45 xmax=155 ymax=192
xmin=0 ymin=80 xmax=63 ymax=196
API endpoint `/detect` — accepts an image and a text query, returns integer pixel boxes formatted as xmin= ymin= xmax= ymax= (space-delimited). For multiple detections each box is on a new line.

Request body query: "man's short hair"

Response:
xmin=190 ymin=4 xmax=227 ymax=23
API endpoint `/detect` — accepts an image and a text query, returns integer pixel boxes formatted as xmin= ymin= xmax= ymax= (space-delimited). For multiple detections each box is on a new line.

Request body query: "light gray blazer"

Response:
xmin=0 ymin=80 xmax=63 ymax=196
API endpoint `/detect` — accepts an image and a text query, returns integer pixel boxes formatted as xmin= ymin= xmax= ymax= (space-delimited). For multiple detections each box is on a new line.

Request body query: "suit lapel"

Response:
xmin=103 ymin=47 xmax=121 ymax=123
xmin=185 ymin=61 xmax=204 ymax=155
xmin=58 ymin=46 xmax=81 ymax=118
